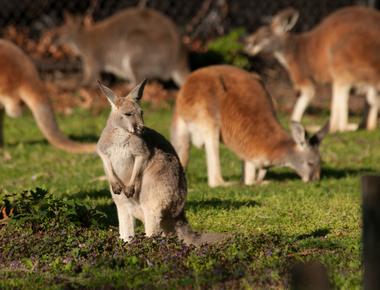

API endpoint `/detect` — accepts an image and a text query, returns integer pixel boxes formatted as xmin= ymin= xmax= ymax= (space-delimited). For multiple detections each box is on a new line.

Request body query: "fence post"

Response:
xmin=362 ymin=175 xmax=380 ymax=290
xmin=291 ymin=261 xmax=330 ymax=290
xmin=368 ymin=0 xmax=377 ymax=8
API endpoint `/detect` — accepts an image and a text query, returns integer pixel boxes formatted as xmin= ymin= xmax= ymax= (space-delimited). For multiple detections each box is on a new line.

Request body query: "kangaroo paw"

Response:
xmin=111 ymin=182 xmax=125 ymax=195
xmin=124 ymin=185 xmax=135 ymax=198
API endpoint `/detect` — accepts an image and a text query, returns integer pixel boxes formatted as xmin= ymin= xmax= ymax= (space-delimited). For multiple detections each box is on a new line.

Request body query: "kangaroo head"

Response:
xmin=54 ymin=12 xmax=87 ymax=53
xmin=98 ymin=80 xmax=147 ymax=134
xmin=286 ymin=122 xmax=329 ymax=182
xmin=245 ymin=8 xmax=299 ymax=56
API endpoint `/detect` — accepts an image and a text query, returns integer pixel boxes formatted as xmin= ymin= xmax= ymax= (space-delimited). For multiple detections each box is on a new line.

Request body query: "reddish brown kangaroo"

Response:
xmin=245 ymin=6 xmax=380 ymax=132
xmin=0 ymin=40 xmax=96 ymax=153
xmin=171 ymin=65 xmax=328 ymax=187
xmin=56 ymin=8 xmax=190 ymax=87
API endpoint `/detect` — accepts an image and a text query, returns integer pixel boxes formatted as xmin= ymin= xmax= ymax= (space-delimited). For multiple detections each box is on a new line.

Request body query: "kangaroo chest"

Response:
xmin=107 ymin=142 xmax=135 ymax=184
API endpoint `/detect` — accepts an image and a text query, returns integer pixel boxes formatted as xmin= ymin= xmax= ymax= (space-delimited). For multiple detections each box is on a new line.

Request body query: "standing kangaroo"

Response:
xmin=171 ymin=65 xmax=328 ymax=187
xmin=0 ymin=40 xmax=96 ymax=153
xmin=97 ymin=81 xmax=225 ymax=245
xmin=245 ymin=6 xmax=380 ymax=132
xmin=56 ymin=8 xmax=190 ymax=87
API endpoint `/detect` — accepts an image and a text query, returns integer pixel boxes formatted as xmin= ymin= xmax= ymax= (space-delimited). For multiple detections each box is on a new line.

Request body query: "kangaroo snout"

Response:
xmin=301 ymin=171 xmax=320 ymax=183
xmin=243 ymin=39 xmax=258 ymax=56
xmin=135 ymin=124 xmax=144 ymax=135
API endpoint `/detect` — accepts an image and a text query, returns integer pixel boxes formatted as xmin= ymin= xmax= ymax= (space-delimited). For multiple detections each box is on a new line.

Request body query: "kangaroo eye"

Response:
xmin=124 ymin=112 xmax=133 ymax=117
xmin=308 ymin=161 xmax=315 ymax=166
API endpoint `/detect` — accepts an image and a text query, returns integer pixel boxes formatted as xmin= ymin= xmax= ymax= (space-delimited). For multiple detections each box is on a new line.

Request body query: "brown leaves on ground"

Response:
xmin=45 ymin=80 xmax=177 ymax=114
xmin=0 ymin=207 xmax=14 ymax=224
xmin=3 ymin=25 xmax=74 ymax=61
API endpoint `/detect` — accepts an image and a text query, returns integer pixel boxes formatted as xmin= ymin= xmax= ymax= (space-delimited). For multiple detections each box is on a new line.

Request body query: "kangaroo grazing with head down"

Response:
xmin=0 ymin=39 xmax=96 ymax=153
xmin=171 ymin=65 xmax=328 ymax=187
xmin=245 ymin=6 xmax=380 ymax=132
xmin=97 ymin=81 xmax=226 ymax=245
xmin=56 ymin=8 xmax=190 ymax=87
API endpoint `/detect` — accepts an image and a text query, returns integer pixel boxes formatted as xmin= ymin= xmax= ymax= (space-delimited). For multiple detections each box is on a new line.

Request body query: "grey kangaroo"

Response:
xmin=97 ymin=80 xmax=225 ymax=245
xmin=56 ymin=8 xmax=190 ymax=87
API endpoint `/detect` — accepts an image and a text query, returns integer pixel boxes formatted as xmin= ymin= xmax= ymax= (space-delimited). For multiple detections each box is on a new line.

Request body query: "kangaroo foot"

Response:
xmin=344 ymin=123 xmax=359 ymax=132
xmin=209 ymin=179 xmax=237 ymax=187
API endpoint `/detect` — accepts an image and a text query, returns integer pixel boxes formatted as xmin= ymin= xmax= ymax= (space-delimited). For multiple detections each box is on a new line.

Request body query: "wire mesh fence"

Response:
xmin=0 ymin=0 xmax=374 ymax=96
xmin=0 ymin=0 xmax=368 ymax=38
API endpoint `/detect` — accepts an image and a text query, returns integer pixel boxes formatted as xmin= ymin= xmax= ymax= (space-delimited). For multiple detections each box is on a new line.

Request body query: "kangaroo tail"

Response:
xmin=20 ymin=82 xmax=97 ymax=153
xmin=175 ymin=214 xmax=229 ymax=246
xmin=171 ymin=43 xmax=190 ymax=87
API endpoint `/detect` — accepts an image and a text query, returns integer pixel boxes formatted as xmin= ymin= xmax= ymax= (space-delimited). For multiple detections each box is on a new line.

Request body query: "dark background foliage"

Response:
xmin=0 ymin=0 xmax=363 ymax=39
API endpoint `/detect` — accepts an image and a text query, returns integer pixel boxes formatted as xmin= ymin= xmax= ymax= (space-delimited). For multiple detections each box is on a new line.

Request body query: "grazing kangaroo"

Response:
xmin=0 ymin=40 xmax=96 ymax=153
xmin=171 ymin=65 xmax=328 ymax=187
xmin=97 ymin=81 xmax=226 ymax=245
xmin=56 ymin=8 xmax=190 ymax=87
xmin=245 ymin=6 xmax=380 ymax=132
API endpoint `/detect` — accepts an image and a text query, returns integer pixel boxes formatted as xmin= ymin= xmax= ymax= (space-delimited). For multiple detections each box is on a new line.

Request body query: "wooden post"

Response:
xmin=291 ymin=261 xmax=330 ymax=290
xmin=362 ymin=175 xmax=380 ymax=290
xmin=368 ymin=0 xmax=377 ymax=8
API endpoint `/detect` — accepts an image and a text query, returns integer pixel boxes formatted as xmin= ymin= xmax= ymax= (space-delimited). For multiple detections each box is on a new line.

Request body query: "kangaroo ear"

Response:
xmin=291 ymin=121 xmax=307 ymax=147
xmin=63 ymin=11 xmax=83 ymax=27
xmin=309 ymin=121 xmax=329 ymax=147
xmin=128 ymin=79 xmax=147 ymax=101
xmin=271 ymin=8 xmax=299 ymax=35
xmin=98 ymin=81 xmax=117 ymax=108
xmin=63 ymin=11 xmax=72 ymax=23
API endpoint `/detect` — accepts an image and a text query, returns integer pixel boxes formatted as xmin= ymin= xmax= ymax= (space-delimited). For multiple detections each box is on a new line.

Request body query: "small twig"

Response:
xmin=185 ymin=0 xmax=213 ymax=34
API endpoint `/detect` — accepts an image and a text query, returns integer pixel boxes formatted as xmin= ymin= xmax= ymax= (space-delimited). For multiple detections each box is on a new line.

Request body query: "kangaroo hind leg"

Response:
xmin=143 ymin=210 xmax=162 ymax=237
xmin=171 ymin=113 xmax=191 ymax=167
xmin=112 ymin=192 xmax=135 ymax=242
xmin=203 ymin=126 xmax=229 ymax=187
xmin=365 ymin=87 xmax=379 ymax=130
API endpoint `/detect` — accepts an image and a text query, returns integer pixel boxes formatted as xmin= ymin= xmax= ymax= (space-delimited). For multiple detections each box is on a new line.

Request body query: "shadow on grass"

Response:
xmin=6 ymin=134 xmax=99 ymax=147
xmin=295 ymin=228 xmax=330 ymax=241
xmin=321 ymin=166 xmax=375 ymax=179
xmin=75 ymin=189 xmax=260 ymax=226
xmin=265 ymin=166 xmax=375 ymax=182
xmin=95 ymin=202 xmax=118 ymax=227
xmin=192 ymin=166 xmax=372 ymax=184
xmin=190 ymin=174 xmax=249 ymax=184
xmin=186 ymin=197 xmax=260 ymax=211
xmin=74 ymin=189 xmax=118 ymax=227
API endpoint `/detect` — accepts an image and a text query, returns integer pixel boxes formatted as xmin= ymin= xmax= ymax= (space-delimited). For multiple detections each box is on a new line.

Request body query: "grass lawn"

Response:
xmin=0 ymin=103 xmax=378 ymax=289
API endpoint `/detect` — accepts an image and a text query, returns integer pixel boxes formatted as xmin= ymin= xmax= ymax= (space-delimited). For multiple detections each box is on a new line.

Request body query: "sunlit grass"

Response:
xmin=0 ymin=103 xmax=378 ymax=289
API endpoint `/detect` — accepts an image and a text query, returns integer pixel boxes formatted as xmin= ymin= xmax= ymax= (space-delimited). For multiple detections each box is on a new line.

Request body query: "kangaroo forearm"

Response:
xmin=99 ymin=151 xmax=123 ymax=185
xmin=127 ymin=156 xmax=145 ymax=186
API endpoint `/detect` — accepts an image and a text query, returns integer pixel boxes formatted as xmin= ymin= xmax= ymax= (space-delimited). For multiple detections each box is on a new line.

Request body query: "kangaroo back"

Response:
xmin=245 ymin=6 xmax=380 ymax=131
xmin=246 ymin=6 xmax=380 ymax=86
xmin=173 ymin=65 xmax=328 ymax=185
xmin=57 ymin=8 xmax=189 ymax=87
xmin=307 ymin=6 xmax=380 ymax=84
xmin=176 ymin=65 xmax=292 ymax=161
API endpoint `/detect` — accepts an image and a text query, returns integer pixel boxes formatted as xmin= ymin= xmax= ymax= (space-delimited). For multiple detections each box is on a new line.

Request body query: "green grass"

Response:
xmin=0 ymin=104 xmax=379 ymax=289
